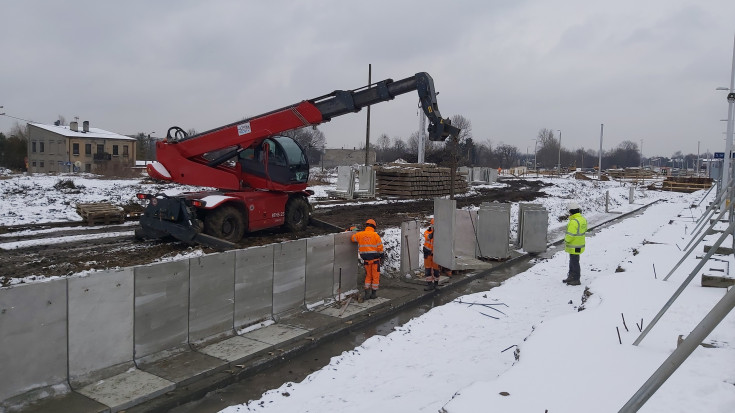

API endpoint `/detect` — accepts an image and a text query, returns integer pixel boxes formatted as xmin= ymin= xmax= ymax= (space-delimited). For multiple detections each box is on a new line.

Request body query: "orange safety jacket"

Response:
xmin=351 ymin=226 xmax=384 ymax=261
xmin=423 ymin=228 xmax=434 ymax=256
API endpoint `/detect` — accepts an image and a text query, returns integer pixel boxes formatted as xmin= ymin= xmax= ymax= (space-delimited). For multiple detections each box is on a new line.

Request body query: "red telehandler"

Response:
xmin=135 ymin=72 xmax=460 ymax=249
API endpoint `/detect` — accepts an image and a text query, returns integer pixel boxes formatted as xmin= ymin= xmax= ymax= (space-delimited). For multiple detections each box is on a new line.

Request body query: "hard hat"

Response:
xmin=430 ymin=218 xmax=434 ymax=225
xmin=568 ymin=201 xmax=580 ymax=211
xmin=366 ymin=218 xmax=376 ymax=226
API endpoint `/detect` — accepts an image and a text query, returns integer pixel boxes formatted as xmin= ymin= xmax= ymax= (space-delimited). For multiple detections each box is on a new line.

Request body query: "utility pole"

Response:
xmin=365 ymin=64 xmax=372 ymax=166
xmin=598 ymin=124 xmax=604 ymax=179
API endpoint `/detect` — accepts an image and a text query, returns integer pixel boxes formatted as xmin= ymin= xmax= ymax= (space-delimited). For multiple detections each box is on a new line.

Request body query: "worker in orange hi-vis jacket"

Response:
xmin=423 ymin=218 xmax=440 ymax=291
xmin=351 ymin=218 xmax=384 ymax=300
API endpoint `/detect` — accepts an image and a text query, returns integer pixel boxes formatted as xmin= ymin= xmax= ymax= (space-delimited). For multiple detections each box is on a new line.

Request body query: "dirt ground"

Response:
xmin=0 ymin=179 xmax=551 ymax=283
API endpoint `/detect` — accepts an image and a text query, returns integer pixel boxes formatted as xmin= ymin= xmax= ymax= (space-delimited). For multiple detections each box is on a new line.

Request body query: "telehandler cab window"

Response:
xmin=239 ymin=137 xmax=308 ymax=184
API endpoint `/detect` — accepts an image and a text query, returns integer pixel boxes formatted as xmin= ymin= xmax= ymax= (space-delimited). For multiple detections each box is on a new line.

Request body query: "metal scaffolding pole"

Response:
xmin=634 ymin=220 xmax=735 ymax=345
xmin=619 ymin=286 xmax=735 ymax=412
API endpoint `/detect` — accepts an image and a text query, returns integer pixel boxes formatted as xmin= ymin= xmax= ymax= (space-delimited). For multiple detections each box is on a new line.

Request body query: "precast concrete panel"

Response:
xmin=455 ymin=210 xmax=479 ymax=258
xmin=333 ymin=232 xmax=358 ymax=297
xmin=0 ymin=279 xmax=68 ymax=402
xmin=433 ymin=198 xmax=457 ymax=270
xmin=478 ymin=204 xmax=510 ymax=259
xmin=68 ymin=268 xmax=134 ymax=387
xmin=458 ymin=166 xmax=471 ymax=182
xmin=489 ymin=169 xmax=498 ymax=183
xmin=273 ymin=239 xmax=307 ymax=315
xmin=400 ymin=220 xmax=421 ymax=274
xmin=518 ymin=203 xmax=543 ymax=246
xmin=189 ymin=251 xmax=235 ymax=343
xmin=305 ymin=235 xmax=335 ymax=305
xmin=134 ymin=260 xmax=190 ymax=360
xmin=336 ymin=166 xmax=352 ymax=191
xmin=521 ymin=209 xmax=549 ymax=253
xmin=234 ymin=245 xmax=274 ymax=330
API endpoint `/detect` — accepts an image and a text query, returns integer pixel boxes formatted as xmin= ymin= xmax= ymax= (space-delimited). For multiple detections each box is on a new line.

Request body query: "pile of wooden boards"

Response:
xmin=75 ymin=203 xmax=125 ymax=225
xmin=662 ymin=177 xmax=713 ymax=193
xmin=375 ymin=163 xmax=468 ymax=197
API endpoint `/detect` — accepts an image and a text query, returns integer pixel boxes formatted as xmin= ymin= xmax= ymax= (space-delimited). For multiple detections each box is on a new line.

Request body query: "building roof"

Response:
xmin=29 ymin=122 xmax=136 ymax=141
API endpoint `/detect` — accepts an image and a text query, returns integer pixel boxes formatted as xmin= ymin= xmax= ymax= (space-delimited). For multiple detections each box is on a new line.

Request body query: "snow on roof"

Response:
xmin=29 ymin=122 xmax=136 ymax=141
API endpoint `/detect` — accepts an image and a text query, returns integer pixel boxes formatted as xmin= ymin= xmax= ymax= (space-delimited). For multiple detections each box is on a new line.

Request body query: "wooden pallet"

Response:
xmin=76 ymin=203 xmax=125 ymax=225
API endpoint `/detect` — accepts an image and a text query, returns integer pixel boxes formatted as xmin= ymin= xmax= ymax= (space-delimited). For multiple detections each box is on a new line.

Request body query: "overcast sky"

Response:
xmin=2 ymin=0 xmax=735 ymax=158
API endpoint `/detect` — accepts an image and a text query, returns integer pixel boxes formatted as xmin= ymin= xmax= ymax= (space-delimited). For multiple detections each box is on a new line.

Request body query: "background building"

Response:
xmin=27 ymin=121 xmax=136 ymax=173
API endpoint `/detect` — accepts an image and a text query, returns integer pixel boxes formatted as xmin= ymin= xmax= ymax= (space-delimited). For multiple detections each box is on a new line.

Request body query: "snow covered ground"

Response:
xmin=216 ymin=188 xmax=735 ymax=412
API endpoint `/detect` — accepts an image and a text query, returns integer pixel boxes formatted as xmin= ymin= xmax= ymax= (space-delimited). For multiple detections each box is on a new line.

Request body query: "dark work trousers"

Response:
xmin=568 ymin=253 xmax=581 ymax=280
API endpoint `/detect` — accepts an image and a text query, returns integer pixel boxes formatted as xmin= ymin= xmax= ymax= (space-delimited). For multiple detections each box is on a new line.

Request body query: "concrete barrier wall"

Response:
xmin=0 ymin=279 xmax=68 ymax=402
xmin=400 ymin=220 xmax=421 ymax=274
xmin=273 ymin=239 xmax=307 ymax=316
xmin=434 ymin=198 xmax=457 ymax=269
xmin=521 ymin=208 xmax=549 ymax=253
xmin=2 ymin=233 xmax=360 ymax=404
xmin=455 ymin=210 xmax=479 ymax=258
xmin=68 ymin=268 xmax=134 ymax=387
xmin=333 ymin=232 xmax=358 ymax=297
xmin=189 ymin=251 xmax=235 ymax=343
xmin=478 ymin=203 xmax=511 ymax=259
xmin=134 ymin=260 xmax=190 ymax=361
xmin=234 ymin=245 xmax=274 ymax=330
xmin=305 ymin=235 xmax=335 ymax=305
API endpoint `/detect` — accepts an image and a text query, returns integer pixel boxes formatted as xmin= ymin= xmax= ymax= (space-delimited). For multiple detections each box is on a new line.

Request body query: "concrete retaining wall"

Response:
xmin=0 ymin=232 xmax=357 ymax=405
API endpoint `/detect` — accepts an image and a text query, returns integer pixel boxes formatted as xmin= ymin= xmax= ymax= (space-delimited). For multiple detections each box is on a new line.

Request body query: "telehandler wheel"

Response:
xmin=204 ymin=204 xmax=246 ymax=243
xmin=284 ymin=197 xmax=310 ymax=232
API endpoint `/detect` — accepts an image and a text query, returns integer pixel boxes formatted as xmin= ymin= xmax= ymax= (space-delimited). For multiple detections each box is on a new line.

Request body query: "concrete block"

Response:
xmin=0 ymin=279 xmax=68 ymax=402
xmin=701 ymin=274 xmax=735 ymax=288
xmin=77 ymin=369 xmax=174 ymax=413
xmin=189 ymin=251 xmax=236 ymax=344
xmin=703 ymin=245 xmax=735 ymax=255
xmin=273 ymin=239 xmax=307 ymax=316
xmin=455 ymin=209 xmax=479 ymax=258
xmin=305 ymin=235 xmax=335 ymax=306
xmin=240 ymin=323 xmax=309 ymax=345
xmin=199 ymin=335 xmax=272 ymax=363
xmin=68 ymin=268 xmax=134 ymax=387
xmin=235 ymin=245 xmax=274 ymax=330
xmin=134 ymin=260 xmax=190 ymax=361
xmin=433 ymin=198 xmax=457 ymax=270
xmin=333 ymin=232 xmax=358 ymax=297
xmin=521 ymin=208 xmax=548 ymax=253
xmin=138 ymin=350 xmax=227 ymax=386
xmin=478 ymin=203 xmax=510 ymax=259
xmin=400 ymin=220 xmax=421 ymax=274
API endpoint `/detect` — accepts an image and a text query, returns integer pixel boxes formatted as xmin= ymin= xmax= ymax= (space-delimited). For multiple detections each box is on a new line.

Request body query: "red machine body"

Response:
xmin=136 ymin=72 xmax=460 ymax=249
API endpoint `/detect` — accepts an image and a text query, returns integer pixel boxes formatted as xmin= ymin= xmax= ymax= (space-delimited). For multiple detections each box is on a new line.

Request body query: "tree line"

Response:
xmin=0 ymin=117 xmax=711 ymax=172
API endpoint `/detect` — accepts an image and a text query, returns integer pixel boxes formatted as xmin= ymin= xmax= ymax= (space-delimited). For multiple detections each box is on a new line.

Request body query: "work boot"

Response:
xmin=370 ymin=289 xmax=377 ymax=299
xmin=433 ymin=280 xmax=439 ymax=290
xmin=424 ymin=282 xmax=435 ymax=291
xmin=363 ymin=289 xmax=371 ymax=301
xmin=566 ymin=278 xmax=581 ymax=286
xmin=562 ymin=276 xmax=574 ymax=284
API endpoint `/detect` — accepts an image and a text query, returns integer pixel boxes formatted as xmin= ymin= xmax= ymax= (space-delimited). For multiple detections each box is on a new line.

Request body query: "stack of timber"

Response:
xmin=662 ymin=177 xmax=713 ymax=193
xmin=375 ymin=163 xmax=468 ymax=197
xmin=76 ymin=202 xmax=125 ymax=225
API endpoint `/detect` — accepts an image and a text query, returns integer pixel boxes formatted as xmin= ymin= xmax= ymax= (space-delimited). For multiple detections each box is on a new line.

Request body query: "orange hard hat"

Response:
xmin=365 ymin=218 xmax=376 ymax=226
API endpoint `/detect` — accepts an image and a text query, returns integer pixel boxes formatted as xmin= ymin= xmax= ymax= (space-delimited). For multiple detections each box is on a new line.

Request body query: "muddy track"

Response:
xmin=0 ymin=179 xmax=551 ymax=282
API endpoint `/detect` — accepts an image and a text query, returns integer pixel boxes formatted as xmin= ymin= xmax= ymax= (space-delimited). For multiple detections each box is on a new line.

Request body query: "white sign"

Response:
xmin=237 ymin=122 xmax=252 ymax=136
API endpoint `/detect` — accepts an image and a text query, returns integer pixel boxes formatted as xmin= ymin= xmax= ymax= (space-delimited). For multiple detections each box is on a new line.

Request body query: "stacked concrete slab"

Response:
xmin=0 ymin=232 xmax=359 ymax=411
xmin=326 ymin=166 xmax=355 ymax=199
xmin=354 ymin=165 xmax=376 ymax=198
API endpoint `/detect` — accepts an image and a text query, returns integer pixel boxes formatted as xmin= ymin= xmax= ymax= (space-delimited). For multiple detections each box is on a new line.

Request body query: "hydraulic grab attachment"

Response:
xmin=136 ymin=72 xmax=461 ymax=249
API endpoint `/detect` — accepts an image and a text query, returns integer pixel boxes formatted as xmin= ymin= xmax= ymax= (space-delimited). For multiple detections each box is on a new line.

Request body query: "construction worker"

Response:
xmin=351 ymin=218 xmax=384 ymax=300
xmin=346 ymin=224 xmax=359 ymax=232
xmin=423 ymin=218 xmax=440 ymax=291
xmin=563 ymin=201 xmax=587 ymax=286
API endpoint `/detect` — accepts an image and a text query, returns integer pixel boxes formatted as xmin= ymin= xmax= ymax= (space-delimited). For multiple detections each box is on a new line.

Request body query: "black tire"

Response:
xmin=204 ymin=204 xmax=246 ymax=243
xmin=284 ymin=197 xmax=310 ymax=232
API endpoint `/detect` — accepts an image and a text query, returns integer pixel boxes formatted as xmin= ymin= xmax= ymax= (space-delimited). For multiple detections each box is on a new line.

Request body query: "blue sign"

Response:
xmin=715 ymin=152 xmax=724 ymax=159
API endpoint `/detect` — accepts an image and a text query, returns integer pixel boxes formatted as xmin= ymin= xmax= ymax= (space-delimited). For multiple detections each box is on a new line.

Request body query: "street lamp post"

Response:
xmin=557 ymin=129 xmax=562 ymax=176
xmin=532 ymin=138 xmax=538 ymax=176
xmin=717 ymin=34 xmax=735 ymax=212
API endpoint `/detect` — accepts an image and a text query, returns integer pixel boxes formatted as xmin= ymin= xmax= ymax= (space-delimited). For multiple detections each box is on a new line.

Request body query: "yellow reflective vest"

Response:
xmin=565 ymin=213 xmax=587 ymax=254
